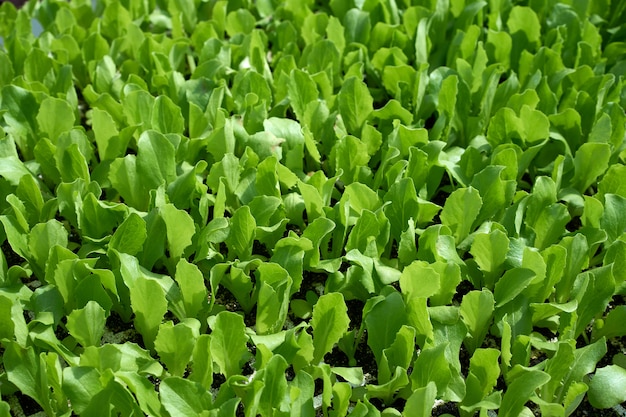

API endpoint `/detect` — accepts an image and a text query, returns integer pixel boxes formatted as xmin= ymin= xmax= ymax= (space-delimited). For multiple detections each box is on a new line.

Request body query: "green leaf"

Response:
xmin=1 ymin=4 xmax=625 ymax=416
xmin=160 ymin=377 xmax=213 ymax=416
xmin=588 ymin=365 xmax=626 ymax=409
xmin=0 ymin=155 xmax=34 ymax=187
xmin=460 ymin=290 xmax=495 ymax=354
xmin=494 ymin=268 xmax=536 ymax=308
xmin=170 ymin=0 xmax=197 ymax=34
xmin=73 ymin=274 xmax=114 ymax=317
xmin=255 ymin=354 xmax=290 ymax=416
xmin=379 ymin=325 xmax=415 ymax=385
xmin=365 ymin=291 xmax=407 ymax=364
xmin=109 ymin=213 xmax=147 ymax=256
xmin=137 ymin=130 xmax=177 ymax=190
xmin=28 ymin=219 xmax=69 ymax=277
xmin=398 ymin=218 xmax=417 ymax=266
xmin=331 ymin=367 xmax=364 ymax=387
xmin=159 ymin=203 xmax=196 ymax=259
xmin=330 ymin=135 xmax=370 ymax=185
xmin=338 ymin=76 xmax=373 ymax=135
xmin=155 ymin=319 xmax=201 ymax=376
xmin=570 ymin=142 xmax=611 ymax=192
xmin=62 ymin=367 xmax=105 ymax=415
xmin=117 ymin=250 xmax=186 ymax=320
xmin=289 ymin=370 xmax=316 ymax=416
xmin=189 ymin=335 xmax=213 ymax=389
xmin=232 ymin=70 xmax=272 ymax=114
xmin=301 ymin=217 xmax=337 ymax=269
xmin=555 ymin=234 xmax=589 ymax=303
xmin=79 ymin=193 xmax=127 ymax=239
xmin=529 ymin=202 xmax=571 ymax=250
xmin=79 ymin=342 xmax=163 ymax=376
xmin=0 ymin=400 xmax=8 ymax=416
xmin=175 ymin=259 xmax=208 ymax=319
xmin=152 ymin=95 xmax=185 ymax=135
xmin=499 ymin=366 xmax=550 ymax=417
xmin=346 ymin=209 xmax=389 ymax=257
xmin=265 ymin=117 xmax=306 ymax=172
xmin=540 ymin=341 xmax=576 ymax=403
xmin=4 ymin=342 xmax=54 ymax=416
xmin=82 ymin=369 xmax=142 ymax=416
xmin=469 ymin=229 xmax=509 ymax=288
xmin=255 ymin=155 xmax=281 ymax=198
xmin=129 ymin=276 xmax=168 ymax=351
xmin=219 ymin=265 xmax=255 ymax=314
xmin=225 ymin=205 xmax=256 ymax=260
xmin=1 ymin=85 xmax=39 ymax=158
xmin=115 ymin=372 xmax=163 ymax=417
xmin=598 ymin=164 xmax=626 ymax=200
xmin=302 ymin=39 xmax=341 ymax=87
xmin=225 ymin=8 xmax=256 ymax=36
xmin=0 ymin=50 xmax=15 ymax=85
xmin=209 ymin=311 xmax=251 ymax=378
xmin=14 ymin=180 xmax=44 ymax=225
xmin=288 ymin=69 xmax=318 ymax=125
xmin=383 ymin=178 xmax=420 ymax=241
xmin=556 ymin=337 xmax=607 ymax=403
xmin=440 ymin=186 xmax=483 ymax=244
xmin=271 ymin=234 xmax=313 ymax=294
xmin=312 ymin=292 xmax=350 ymax=364
xmin=507 ymin=5 xmax=541 ymax=46
xmin=410 ymin=341 xmax=454 ymax=398
xmin=66 ymin=300 xmax=106 ymax=347
xmin=123 ymin=88 xmax=155 ymax=131
xmin=471 ymin=165 xmax=516 ymax=225
xmin=109 ymin=155 xmax=147 ymax=210
xmin=344 ymin=8 xmax=370 ymax=45
xmin=0 ymin=295 xmax=28 ymax=344
xmin=574 ymin=266 xmax=615 ymax=338
xmin=137 ymin=210 xmax=167 ymax=270
xmin=91 ymin=107 xmax=128 ymax=161
xmin=601 ymin=194 xmax=626 ymax=244
xmin=37 ymin=96 xmax=76 ymax=141
xmin=461 ymin=348 xmax=501 ymax=412
xmin=57 ymin=143 xmax=90 ymax=183
xmin=592 ymin=305 xmax=626 ymax=341
xmin=400 ymin=260 xmax=441 ymax=300
xmin=403 ymin=381 xmax=437 ymax=417
xmin=330 ymin=381 xmax=353 ymax=417
xmin=256 ymin=262 xmax=292 ymax=334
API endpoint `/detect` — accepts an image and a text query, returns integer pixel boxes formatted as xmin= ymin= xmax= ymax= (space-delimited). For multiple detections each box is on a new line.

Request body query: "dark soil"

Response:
xmin=452 ymin=280 xmax=475 ymax=304
xmin=14 ymin=392 xmax=43 ymax=415
xmin=214 ymin=286 xmax=257 ymax=328
xmin=354 ymin=332 xmax=378 ymax=383
xmin=105 ymin=311 xmax=143 ymax=346
xmin=570 ymin=402 xmax=625 ymax=417
xmin=1 ymin=239 xmax=24 ymax=267
xmin=345 ymin=299 xmax=365 ymax=330
xmin=432 ymin=401 xmax=461 ymax=416
xmin=2 ymin=0 xmax=27 ymax=8
xmin=370 ymin=396 xmax=408 ymax=412
xmin=212 ymin=373 xmax=226 ymax=390
xmin=300 ymin=270 xmax=330 ymax=292
xmin=252 ymin=240 xmax=271 ymax=258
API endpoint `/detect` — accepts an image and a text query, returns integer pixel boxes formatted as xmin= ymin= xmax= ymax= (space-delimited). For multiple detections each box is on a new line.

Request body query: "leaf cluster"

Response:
xmin=0 ymin=0 xmax=626 ymax=416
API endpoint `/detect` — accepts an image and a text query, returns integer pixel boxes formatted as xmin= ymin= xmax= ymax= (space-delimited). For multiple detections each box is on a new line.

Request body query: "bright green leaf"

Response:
xmin=338 ymin=76 xmax=373 ymax=135
xmin=588 ymin=365 xmax=626 ymax=409
xmin=312 ymin=292 xmax=350 ymax=364
xmin=209 ymin=311 xmax=251 ymax=378
xmin=66 ymin=300 xmax=106 ymax=347
xmin=155 ymin=319 xmax=201 ymax=376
